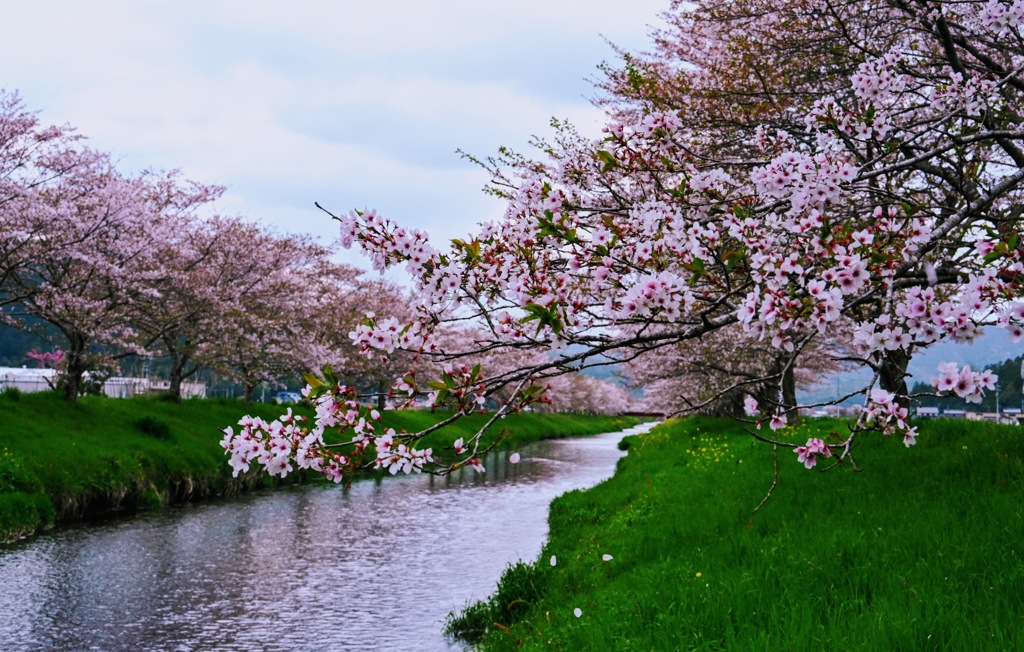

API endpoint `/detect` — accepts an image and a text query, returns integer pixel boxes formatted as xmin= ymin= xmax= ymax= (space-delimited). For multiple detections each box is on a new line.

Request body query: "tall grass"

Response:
xmin=0 ymin=391 xmax=635 ymax=542
xmin=450 ymin=416 xmax=1024 ymax=651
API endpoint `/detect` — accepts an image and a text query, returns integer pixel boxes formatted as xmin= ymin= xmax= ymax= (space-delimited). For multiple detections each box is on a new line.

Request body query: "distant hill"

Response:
xmin=905 ymin=327 xmax=1017 ymax=380
xmin=0 ymin=323 xmax=48 ymax=367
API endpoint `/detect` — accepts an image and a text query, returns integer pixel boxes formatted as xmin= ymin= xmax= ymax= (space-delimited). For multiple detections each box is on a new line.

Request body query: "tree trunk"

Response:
xmin=166 ymin=347 xmax=184 ymax=403
xmin=244 ymin=383 xmax=255 ymax=404
xmin=879 ymin=348 xmax=912 ymax=410
xmin=63 ymin=364 xmax=82 ymax=401
xmin=167 ymin=371 xmax=183 ymax=403
xmin=782 ymin=364 xmax=799 ymax=423
xmin=164 ymin=336 xmax=198 ymax=402
xmin=62 ymin=334 xmax=88 ymax=402
xmin=708 ymin=389 xmax=745 ymax=418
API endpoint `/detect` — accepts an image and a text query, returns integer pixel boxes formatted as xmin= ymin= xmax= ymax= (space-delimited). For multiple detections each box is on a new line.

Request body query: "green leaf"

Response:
xmin=901 ymin=201 xmax=920 ymax=218
xmin=321 ymin=363 xmax=338 ymax=387
xmin=519 ymin=302 xmax=563 ymax=335
xmin=723 ymin=248 xmax=746 ymax=272
xmin=536 ymin=214 xmax=561 ymax=239
xmin=596 ymin=150 xmax=618 ymax=172
xmin=685 ymin=258 xmax=706 ymax=285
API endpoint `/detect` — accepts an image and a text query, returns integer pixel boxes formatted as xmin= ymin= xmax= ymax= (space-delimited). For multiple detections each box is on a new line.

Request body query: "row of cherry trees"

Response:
xmin=0 ymin=90 xmax=398 ymax=402
xmin=0 ymin=89 xmax=632 ymax=410
xmin=223 ymin=0 xmax=1024 ymax=483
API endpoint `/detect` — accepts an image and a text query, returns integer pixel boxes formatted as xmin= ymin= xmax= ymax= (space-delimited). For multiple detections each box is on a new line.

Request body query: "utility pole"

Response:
xmin=995 ymin=378 xmax=1001 ymax=420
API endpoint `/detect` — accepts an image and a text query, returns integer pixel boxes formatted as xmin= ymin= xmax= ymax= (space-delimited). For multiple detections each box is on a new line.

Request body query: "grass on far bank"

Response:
xmin=449 ymin=416 xmax=1024 ymax=651
xmin=0 ymin=389 xmax=637 ymax=543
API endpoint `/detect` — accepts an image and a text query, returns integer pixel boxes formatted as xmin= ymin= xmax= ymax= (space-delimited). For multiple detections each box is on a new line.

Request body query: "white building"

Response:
xmin=0 ymin=367 xmax=206 ymax=398
xmin=0 ymin=367 xmax=57 ymax=392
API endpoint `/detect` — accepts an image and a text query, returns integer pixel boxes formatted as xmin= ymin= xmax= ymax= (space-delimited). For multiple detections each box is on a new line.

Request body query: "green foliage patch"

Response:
xmin=450 ymin=416 xmax=1024 ymax=650
xmin=135 ymin=415 xmax=173 ymax=439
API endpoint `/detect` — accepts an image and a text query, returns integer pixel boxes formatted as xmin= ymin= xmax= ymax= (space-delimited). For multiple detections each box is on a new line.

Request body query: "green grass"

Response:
xmin=450 ymin=416 xmax=1024 ymax=651
xmin=0 ymin=391 xmax=636 ymax=542
xmin=406 ymin=410 xmax=638 ymax=452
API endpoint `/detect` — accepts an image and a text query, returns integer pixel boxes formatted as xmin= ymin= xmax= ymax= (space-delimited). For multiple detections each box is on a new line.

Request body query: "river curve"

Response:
xmin=0 ymin=423 xmax=653 ymax=652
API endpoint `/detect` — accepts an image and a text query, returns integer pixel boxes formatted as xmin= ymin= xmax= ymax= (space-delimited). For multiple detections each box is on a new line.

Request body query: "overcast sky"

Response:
xmin=1 ymin=0 xmax=667 ymax=272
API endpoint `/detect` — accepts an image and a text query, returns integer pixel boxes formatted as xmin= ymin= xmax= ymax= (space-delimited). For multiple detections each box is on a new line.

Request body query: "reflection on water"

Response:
xmin=0 ymin=424 xmax=654 ymax=652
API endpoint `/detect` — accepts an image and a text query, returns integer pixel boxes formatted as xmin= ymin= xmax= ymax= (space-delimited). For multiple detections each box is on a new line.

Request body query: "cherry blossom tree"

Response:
xmin=0 ymin=89 xmax=85 ymax=309
xmin=128 ymin=214 xmax=315 ymax=402
xmin=592 ymin=0 xmax=1024 ymax=409
xmin=6 ymin=160 xmax=211 ymax=400
xmin=624 ymin=324 xmax=850 ymax=419
xmin=224 ymin=0 xmax=1024 ymax=481
xmin=545 ymin=372 xmax=633 ymax=415
xmin=309 ymin=271 xmax=415 ymax=407
xmin=205 ymin=229 xmax=347 ymax=403
xmin=131 ymin=213 xmax=230 ymax=401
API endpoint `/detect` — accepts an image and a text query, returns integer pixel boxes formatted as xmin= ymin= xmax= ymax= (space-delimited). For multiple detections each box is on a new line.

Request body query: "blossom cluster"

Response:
xmin=349 ymin=314 xmax=428 ymax=357
xmin=220 ymin=384 xmax=423 ymax=485
xmin=795 ymin=438 xmax=832 ymax=469
xmin=219 ymin=366 xmax=542 ymax=483
xmin=863 ymin=388 xmax=918 ymax=447
xmin=374 ymin=430 xmax=433 ymax=475
xmin=931 ymin=363 xmax=998 ymax=404
xmin=219 ymin=408 xmax=354 ymax=481
xmin=980 ymin=0 xmax=1024 ymax=35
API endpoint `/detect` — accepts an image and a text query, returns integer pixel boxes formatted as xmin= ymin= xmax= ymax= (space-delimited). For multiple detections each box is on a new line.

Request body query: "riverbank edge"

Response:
xmin=446 ymin=416 xmax=1024 ymax=650
xmin=0 ymin=391 xmax=640 ymax=544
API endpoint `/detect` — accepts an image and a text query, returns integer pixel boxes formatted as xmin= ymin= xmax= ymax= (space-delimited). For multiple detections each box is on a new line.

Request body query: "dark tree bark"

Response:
xmin=61 ymin=332 xmax=88 ymax=402
xmin=879 ymin=348 xmax=912 ymax=410
xmin=782 ymin=364 xmax=798 ymax=422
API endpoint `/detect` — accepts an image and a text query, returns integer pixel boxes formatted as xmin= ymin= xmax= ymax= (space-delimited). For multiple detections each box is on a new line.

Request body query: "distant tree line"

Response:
xmin=0 ymin=89 xmax=413 ymax=403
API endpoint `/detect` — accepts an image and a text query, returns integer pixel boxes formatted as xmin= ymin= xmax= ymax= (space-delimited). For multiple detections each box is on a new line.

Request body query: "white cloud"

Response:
xmin=0 ymin=0 xmax=667 ymax=274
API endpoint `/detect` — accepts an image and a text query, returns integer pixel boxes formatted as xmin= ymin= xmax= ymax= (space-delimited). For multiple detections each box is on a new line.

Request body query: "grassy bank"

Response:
xmin=0 ymin=390 xmax=636 ymax=543
xmin=450 ymin=417 xmax=1024 ymax=650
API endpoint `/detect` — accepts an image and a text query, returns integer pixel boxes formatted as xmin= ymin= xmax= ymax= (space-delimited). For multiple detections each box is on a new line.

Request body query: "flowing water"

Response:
xmin=0 ymin=423 xmax=653 ymax=651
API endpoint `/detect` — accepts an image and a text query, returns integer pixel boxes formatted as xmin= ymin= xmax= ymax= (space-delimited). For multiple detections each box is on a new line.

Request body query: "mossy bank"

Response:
xmin=0 ymin=390 xmax=636 ymax=543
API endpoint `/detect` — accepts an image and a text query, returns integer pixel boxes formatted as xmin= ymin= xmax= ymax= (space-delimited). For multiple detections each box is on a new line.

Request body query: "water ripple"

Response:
xmin=0 ymin=424 xmax=653 ymax=651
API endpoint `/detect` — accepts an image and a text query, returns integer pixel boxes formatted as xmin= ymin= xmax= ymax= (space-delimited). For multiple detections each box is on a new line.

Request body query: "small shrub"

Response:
xmin=1 ymin=387 xmax=22 ymax=401
xmin=0 ymin=492 xmax=56 ymax=541
xmin=138 ymin=487 xmax=165 ymax=509
xmin=0 ymin=448 xmax=42 ymax=493
xmin=135 ymin=416 xmax=172 ymax=439
xmin=446 ymin=561 xmax=543 ymax=643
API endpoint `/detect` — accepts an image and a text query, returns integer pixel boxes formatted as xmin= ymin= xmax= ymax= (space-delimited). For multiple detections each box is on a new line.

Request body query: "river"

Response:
xmin=0 ymin=423 xmax=653 ymax=652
